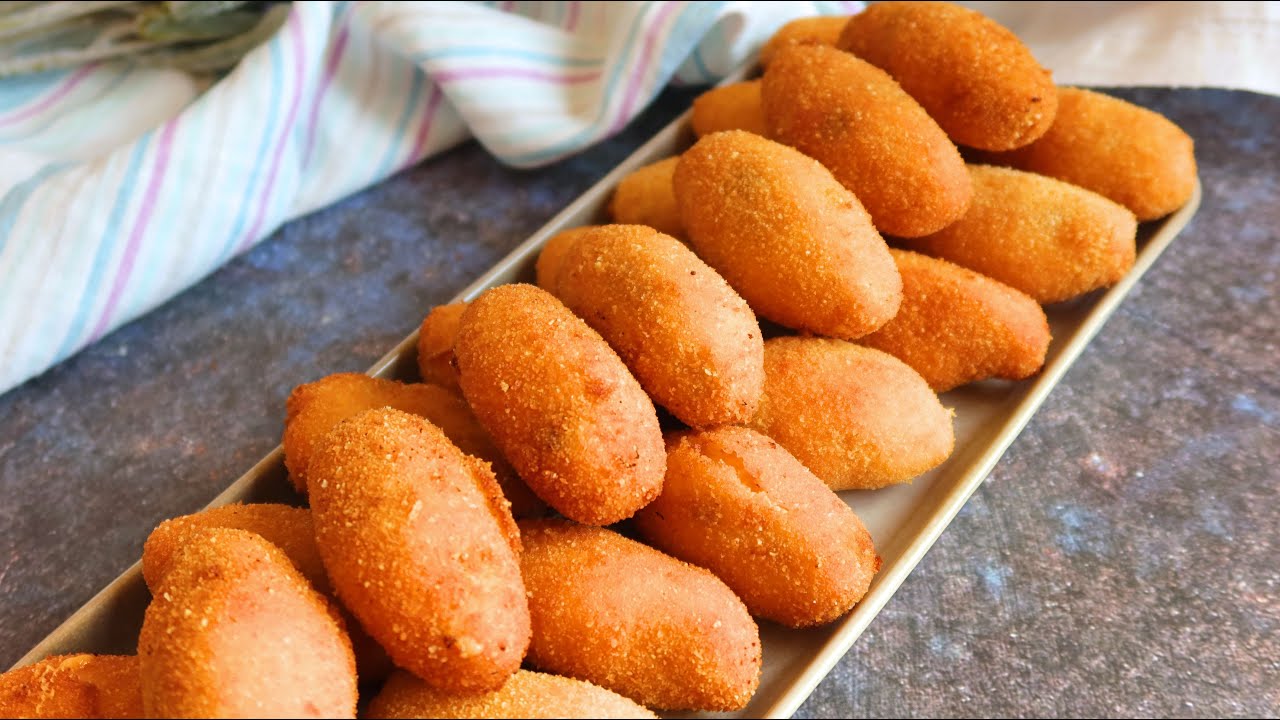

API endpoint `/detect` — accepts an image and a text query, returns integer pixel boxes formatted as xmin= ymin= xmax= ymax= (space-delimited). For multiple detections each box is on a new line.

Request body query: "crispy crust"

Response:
xmin=607 ymin=158 xmax=684 ymax=237
xmin=0 ymin=655 xmax=142 ymax=719
xmin=837 ymin=1 xmax=1058 ymax=151
xmin=366 ymin=669 xmax=657 ymax=719
xmin=690 ymin=80 xmax=767 ymax=139
xmin=283 ymin=372 xmax=543 ymax=518
xmin=905 ymin=164 xmax=1138 ymax=304
xmin=416 ymin=302 xmax=468 ymax=392
xmin=138 ymin=529 xmax=357 ymax=718
xmin=981 ymin=87 xmax=1197 ymax=220
xmin=141 ymin=503 xmax=325 ymax=593
xmin=762 ymin=44 xmax=971 ymax=237
xmin=860 ymin=249 xmax=1051 ymax=391
xmin=307 ymin=408 xmax=529 ymax=693
xmin=759 ymin=15 xmax=849 ymax=67
xmin=674 ymin=130 xmax=901 ymax=339
xmin=749 ymin=337 xmax=955 ymax=490
xmin=454 ymin=284 xmax=665 ymax=526
xmin=635 ymin=427 xmax=881 ymax=628
xmin=550 ymin=224 xmax=763 ymax=428
xmin=519 ymin=519 xmax=761 ymax=712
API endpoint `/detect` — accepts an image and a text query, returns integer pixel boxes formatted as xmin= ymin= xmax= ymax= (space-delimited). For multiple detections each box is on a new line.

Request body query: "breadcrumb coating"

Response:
xmin=980 ymin=87 xmax=1197 ymax=220
xmin=860 ymin=249 xmax=1051 ymax=391
xmin=607 ymin=158 xmax=684 ymax=237
xmin=905 ymin=164 xmax=1138 ymax=304
xmin=749 ymin=337 xmax=955 ymax=490
xmin=284 ymin=372 xmax=543 ymax=518
xmin=307 ymin=408 xmax=529 ymax=694
xmin=759 ymin=15 xmax=849 ymax=67
xmin=635 ymin=427 xmax=881 ymax=628
xmin=675 ymin=130 xmax=901 ymax=339
xmin=546 ymin=224 xmax=763 ymax=428
xmin=762 ymin=44 xmax=971 ymax=237
xmin=837 ymin=1 xmax=1058 ymax=151
xmin=454 ymin=284 xmax=665 ymax=526
xmin=690 ymin=80 xmax=767 ymax=138
xmin=138 ymin=529 xmax=357 ymax=718
xmin=0 ymin=655 xmax=142 ymax=719
xmin=519 ymin=519 xmax=761 ymax=712
xmin=366 ymin=669 xmax=657 ymax=719
xmin=417 ymin=302 xmax=468 ymax=392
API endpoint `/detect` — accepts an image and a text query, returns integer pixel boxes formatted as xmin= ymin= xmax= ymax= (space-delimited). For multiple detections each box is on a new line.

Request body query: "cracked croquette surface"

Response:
xmin=635 ymin=426 xmax=881 ymax=629
xmin=0 ymin=655 xmax=142 ymax=719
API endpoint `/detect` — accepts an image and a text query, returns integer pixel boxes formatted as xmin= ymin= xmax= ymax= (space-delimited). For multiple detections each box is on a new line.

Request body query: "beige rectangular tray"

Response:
xmin=12 ymin=97 xmax=1201 ymax=718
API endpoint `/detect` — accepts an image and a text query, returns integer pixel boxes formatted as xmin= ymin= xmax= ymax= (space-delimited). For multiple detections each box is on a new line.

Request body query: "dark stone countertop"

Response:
xmin=1 ymin=87 xmax=1277 ymax=717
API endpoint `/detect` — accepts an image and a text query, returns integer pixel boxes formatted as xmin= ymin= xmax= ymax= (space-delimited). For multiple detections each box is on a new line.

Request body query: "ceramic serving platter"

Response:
xmin=12 ymin=87 xmax=1201 ymax=719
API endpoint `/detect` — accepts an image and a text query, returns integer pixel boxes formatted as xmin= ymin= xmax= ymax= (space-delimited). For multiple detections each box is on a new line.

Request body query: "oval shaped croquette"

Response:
xmin=634 ymin=427 xmax=881 ymax=628
xmin=543 ymin=224 xmax=763 ymax=428
xmin=607 ymin=157 xmax=684 ymax=237
xmin=690 ymin=80 xmax=767 ymax=138
xmin=905 ymin=164 xmax=1138 ymax=304
xmin=284 ymin=372 xmax=544 ymax=518
xmin=860 ymin=249 xmax=1051 ymax=391
xmin=675 ymin=130 xmax=901 ymax=340
xmin=762 ymin=44 xmax=971 ymax=237
xmin=837 ymin=1 xmax=1058 ymax=151
xmin=519 ymin=519 xmax=761 ymax=712
xmin=308 ymin=408 xmax=529 ymax=693
xmin=981 ymin=87 xmax=1197 ymax=220
xmin=454 ymin=284 xmax=665 ymax=526
xmin=138 ymin=529 xmax=357 ymax=718
xmin=748 ymin=337 xmax=954 ymax=490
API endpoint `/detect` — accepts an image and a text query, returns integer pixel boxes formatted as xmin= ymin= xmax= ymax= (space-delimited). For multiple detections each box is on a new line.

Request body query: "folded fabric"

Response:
xmin=0 ymin=0 xmax=860 ymax=396
xmin=2 ymin=1 xmax=1277 ymax=397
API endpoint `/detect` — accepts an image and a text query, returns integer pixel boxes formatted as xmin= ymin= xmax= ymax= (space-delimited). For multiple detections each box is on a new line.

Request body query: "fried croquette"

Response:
xmin=759 ymin=15 xmax=849 ymax=67
xmin=634 ymin=427 xmax=881 ymax=628
xmin=761 ymin=44 xmax=971 ymax=237
xmin=454 ymin=284 xmax=665 ymax=526
xmin=749 ymin=337 xmax=954 ymax=490
xmin=606 ymin=157 xmax=684 ymax=237
xmin=690 ymin=80 xmax=767 ymax=138
xmin=542 ymin=224 xmax=763 ymax=428
xmin=139 ymin=502 xmax=395 ymax=688
xmin=674 ymin=130 xmax=901 ymax=340
xmin=536 ymin=227 xmax=600 ymax=292
xmin=142 ymin=503 xmax=325 ymax=593
xmin=905 ymin=164 xmax=1138 ymax=304
xmin=519 ymin=519 xmax=761 ymax=712
xmin=981 ymin=87 xmax=1197 ymax=220
xmin=417 ymin=302 xmax=467 ymax=391
xmin=0 ymin=655 xmax=142 ymax=719
xmin=837 ymin=1 xmax=1058 ymax=151
xmin=860 ymin=249 xmax=1051 ymax=391
xmin=138 ymin=529 xmax=357 ymax=718
xmin=308 ymin=408 xmax=529 ymax=694
xmin=366 ymin=669 xmax=657 ymax=719
xmin=284 ymin=372 xmax=543 ymax=518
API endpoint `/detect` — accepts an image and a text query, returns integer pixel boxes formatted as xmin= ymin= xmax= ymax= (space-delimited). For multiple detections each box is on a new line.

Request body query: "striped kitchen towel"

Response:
xmin=0 ymin=0 xmax=861 ymax=396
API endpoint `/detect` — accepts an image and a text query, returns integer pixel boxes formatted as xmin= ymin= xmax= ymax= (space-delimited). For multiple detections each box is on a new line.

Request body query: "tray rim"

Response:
xmin=12 ymin=93 xmax=1202 ymax=720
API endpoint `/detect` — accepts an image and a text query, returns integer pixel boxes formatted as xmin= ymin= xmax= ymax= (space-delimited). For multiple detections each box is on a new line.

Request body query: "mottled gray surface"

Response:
xmin=1 ymin=88 xmax=1277 ymax=717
